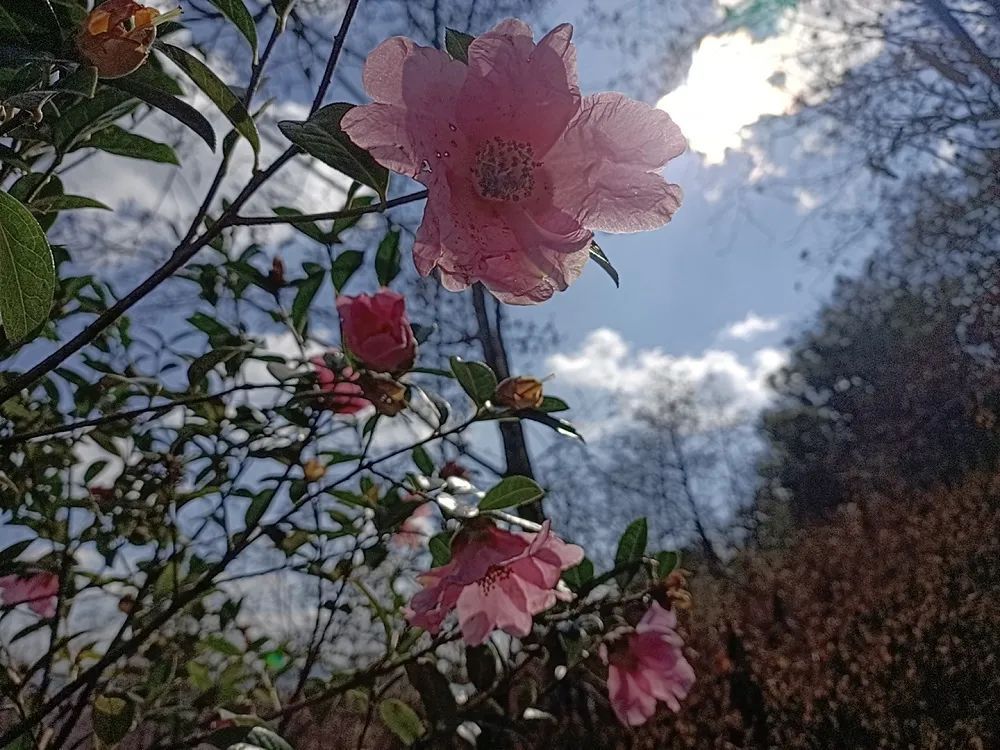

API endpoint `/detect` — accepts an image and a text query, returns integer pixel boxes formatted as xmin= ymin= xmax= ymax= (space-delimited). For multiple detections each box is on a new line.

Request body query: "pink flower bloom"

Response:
xmin=342 ymin=19 xmax=684 ymax=304
xmin=336 ymin=289 xmax=417 ymax=373
xmin=0 ymin=572 xmax=59 ymax=618
xmin=601 ymin=602 xmax=695 ymax=726
xmin=310 ymin=356 xmax=369 ymax=414
xmin=392 ymin=500 xmax=434 ymax=551
xmin=406 ymin=519 xmax=583 ymax=645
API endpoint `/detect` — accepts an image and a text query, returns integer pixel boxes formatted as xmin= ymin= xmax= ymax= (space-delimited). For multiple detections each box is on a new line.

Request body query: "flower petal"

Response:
xmin=546 ymin=92 xmax=685 ymax=232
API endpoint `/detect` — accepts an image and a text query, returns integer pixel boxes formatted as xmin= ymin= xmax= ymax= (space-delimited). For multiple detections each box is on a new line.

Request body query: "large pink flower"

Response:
xmin=342 ymin=19 xmax=685 ymax=304
xmin=601 ymin=602 xmax=695 ymax=726
xmin=310 ymin=355 xmax=368 ymax=414
xmin=406 ymin=519 xmax=583 ymax=645
xmin=0 ymin=572 xmax=59 ymax=618
xmin=336 ymin=289 xmax=417 ymax=373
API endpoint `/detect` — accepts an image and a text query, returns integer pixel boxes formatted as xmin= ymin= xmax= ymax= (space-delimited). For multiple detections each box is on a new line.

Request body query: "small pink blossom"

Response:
xmin=0 ymin=572 xmax=59 ymax=618
xmin=601 ymin=602 xmax=695 ymax=726
xmin=406 ymin=519 xmax=583 ymax=645
xmin=336 ymin=289 xmax=417 ymax=373
xmin=310 ymin=356 xmax=368 ymax=414
xmin=342 ymin=19 xmax=684 ymax=304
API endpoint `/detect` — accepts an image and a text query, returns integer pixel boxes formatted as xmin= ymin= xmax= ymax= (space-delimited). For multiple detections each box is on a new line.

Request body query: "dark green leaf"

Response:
xmin=30 ymin=195 xmax=110 ymax=213
xmin=518 ymin=409 xmax=584 ymax=441
xmin=0 ymin=144 xmax=30 ymax=172
xmin=331 ymin=250 xmax=363 ymax=292
xmin=428 ymin=532 xmax=451 ymax=567
xmin=615 ymin=518 xmax=647 ymax=586
xmin=538 ymin=396 xmax=570 ymax=413
xmin=155 ymin=43 xmax=258 ymax=157
xmin=57 ymin=65 xmax=98 ymax=98
xmin=50 ymin=87 xmax=136 ymax=151
xmin=81 ymin=125 xmax=179 ymax=165
xmin=589 ymin=241 xmax=619 ymax=288
xmin=234 ymin=726 xmax=294 ymax=750
xmin=278 ymin=103 xmax=389 ymax=199
xmin=654 ymin=550 xmax=680 ymax=578
xmin=449 ymin=357 xmax=496 ymax=406
xmin=479 ymin=475 xmax=544 ymax=512
xmin=378 ymin=699 xmax=425 ymax=745
xmin=291 ymin=267 xmax=324 ymax=333
xmin=272 ymin=206 xmax=326 ymax=244
xmin=271 ymin=0 xmax=296 ymax=30
xmin=445 ymin=28 xmax=475 ymax=63
xmin=188 ymin=347 xmax=241 ymax=388
xmin=111 ymin=72 xmax=217 ymax=150
xmin=374 ymin=228 xmax=400 ymax=287
xmin=206 ymin=0 xmax=258 ymax=60
xmin=92 ymin=695 xmax=135 ymax=746
xmin=561 ymin=558 xmax=593 ymax=592
xmin=83 ymin=460 xmax=108 ymax=484
xmin=0 ymin=190 xmax=54 ymax=342
xmin=466 ymin=644 xmax=497 ymax=691
xmin=411 ymin=445 xmax=434 ymax=476
xmin=244 ymin=490 xmax=274 ymax=529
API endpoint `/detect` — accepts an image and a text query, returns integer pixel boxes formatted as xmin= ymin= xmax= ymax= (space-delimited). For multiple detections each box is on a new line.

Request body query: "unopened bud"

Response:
xmin=303 ymin=458 xmax=325 ymax=482
xmin=358 ymin=373 xmax=407 ymax=416
xmin=268 ymin=256 xmax=285 ymax=289
xmin=494 ymin=376 xmax=543 ymax=410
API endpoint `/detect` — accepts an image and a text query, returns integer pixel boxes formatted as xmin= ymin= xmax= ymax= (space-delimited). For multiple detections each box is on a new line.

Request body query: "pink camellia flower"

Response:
xmin=406 ymin=519 xmax=583 ymax=645
xmin=0 ymin=572 xmax=59 ymax=618
xmin=310 ymin=356 xmax=369 ymax=414
xmin=336 ymin=290 xmax=417 ymax=373
xmin=600 ymin=601 xmax=695 ymax=726
xmin=342 ymin=19 xmax=684 ymax=304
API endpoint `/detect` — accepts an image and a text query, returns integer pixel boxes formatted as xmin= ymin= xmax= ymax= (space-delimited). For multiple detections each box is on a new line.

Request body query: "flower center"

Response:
xmin=473 ymin=137 xmax=537 ymax=202
xmin=477 ymin=564 xmax=512 ymax=593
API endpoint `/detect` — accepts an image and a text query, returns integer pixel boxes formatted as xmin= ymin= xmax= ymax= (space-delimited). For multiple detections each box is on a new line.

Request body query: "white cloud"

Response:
xmin=547 ymin=328 xmax=786 ymax=424
xmin=720 ymin=311 xmax=782 ymax=341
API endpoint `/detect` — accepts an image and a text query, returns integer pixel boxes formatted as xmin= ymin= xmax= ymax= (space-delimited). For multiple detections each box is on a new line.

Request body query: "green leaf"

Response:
xmin=81 ymin=125 xmax=179 ymax=165
xmin=155 ymin=43 xmax=259 ymax=158
xmin=50 ymin=87 xmax=136 ymax=151
xmin=449 ymin=357 xmax=497 ymax=406
xmin=428 ymin=532 xmax=451 ymax=567
xmin=466 ymin=644 xmax=497 ymax=691
xmin=518 ymin=409 xmax=584 ymax=442
xmin=9 ymin=173 xmax=63 ymax=231
xmin=0 ymin=190 xmax=54 ymax=343
xmin=93 ymin=694 xmax=135 ymax=745
xmin=654 ymin=550 xmax=680 ymax=578
xmin=278 ymin=103 xmax=389 ymax=199
xmin=589 ymin=241 xmax=619 ymax=288
xmin=411 ymin=445 xmax=434 ymax=476
xmin=375 ymin=228 xmax=401 ymax=287
xmin=111 ymin=71 xmax=217 ymax=151
xmin=272 ymin=207 xmax=325 ymax=244
xmin=445 ymin=28 xmax=475 ymax=63
xmin=331 ymin=250 xmax=363 ymax=292
xmin=0 ymin=144 xmax=30 ymax=172
xmin=479 ymin=475 xmax=544 ymax=512
xmin=271 ymin=0 xmax=296 ymax=31
xmin=57 ymin=65 xmax=98 ymax=98
xmin=30 ymin=195 xmax=110 ymax=213
xmin=615 ymin=518 xmax=647 ymax=586
xmin=378 ymin=699 xmax=425 ymax=745
xmin=561 ymin=558 xmax=594 ymax=592
xmin=244 ymin=490 xmax=274 ymax=529
xmin=291 ymin=267 xmax=324 ymax=334
xmin=188 ymin=347 xmax=241 ymax=388
xmin=206 ymin=0 xmax=258 ymax=61
xmin=538 ymin=396 xmax=570 ymax=413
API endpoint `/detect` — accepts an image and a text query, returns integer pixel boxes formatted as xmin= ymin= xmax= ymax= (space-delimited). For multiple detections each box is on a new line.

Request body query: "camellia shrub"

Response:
xmin=0 ymin=2 xmax=693 ymax=748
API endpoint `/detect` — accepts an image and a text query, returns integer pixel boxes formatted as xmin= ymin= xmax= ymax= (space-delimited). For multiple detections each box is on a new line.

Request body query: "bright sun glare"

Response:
xmin=657 ymin=27 xmax=804 ymax=164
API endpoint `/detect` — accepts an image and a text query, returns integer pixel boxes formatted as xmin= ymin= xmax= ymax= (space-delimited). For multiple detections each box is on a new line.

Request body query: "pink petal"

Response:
xmin=636 ymin=600 xmax=678 ymax=635
xmin=458 ymin=21 xmax=579 ymax=154
xmin=546 ymin=92 xmax=685 ymax=233
xmin=342 ymin=37 xmax=467 ymax=182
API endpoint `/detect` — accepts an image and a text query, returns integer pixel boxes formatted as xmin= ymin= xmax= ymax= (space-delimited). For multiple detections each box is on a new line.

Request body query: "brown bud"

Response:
xmin=77 ymin=0 xmax=181 ymax=80
xmin=439 ymin=461 xmax=469 ymax=480
xmin=303 ymin=458 xmax=326 ymax=483
xmin=358 ymin=373 xmax=407 ymax=416
xmin=118 ymin=595 xmax=136 ymax=614
xmin=268 ymin=256 xmax=285 ymax=289
xmin=494 ymin=376 xmax=543 ymax=410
